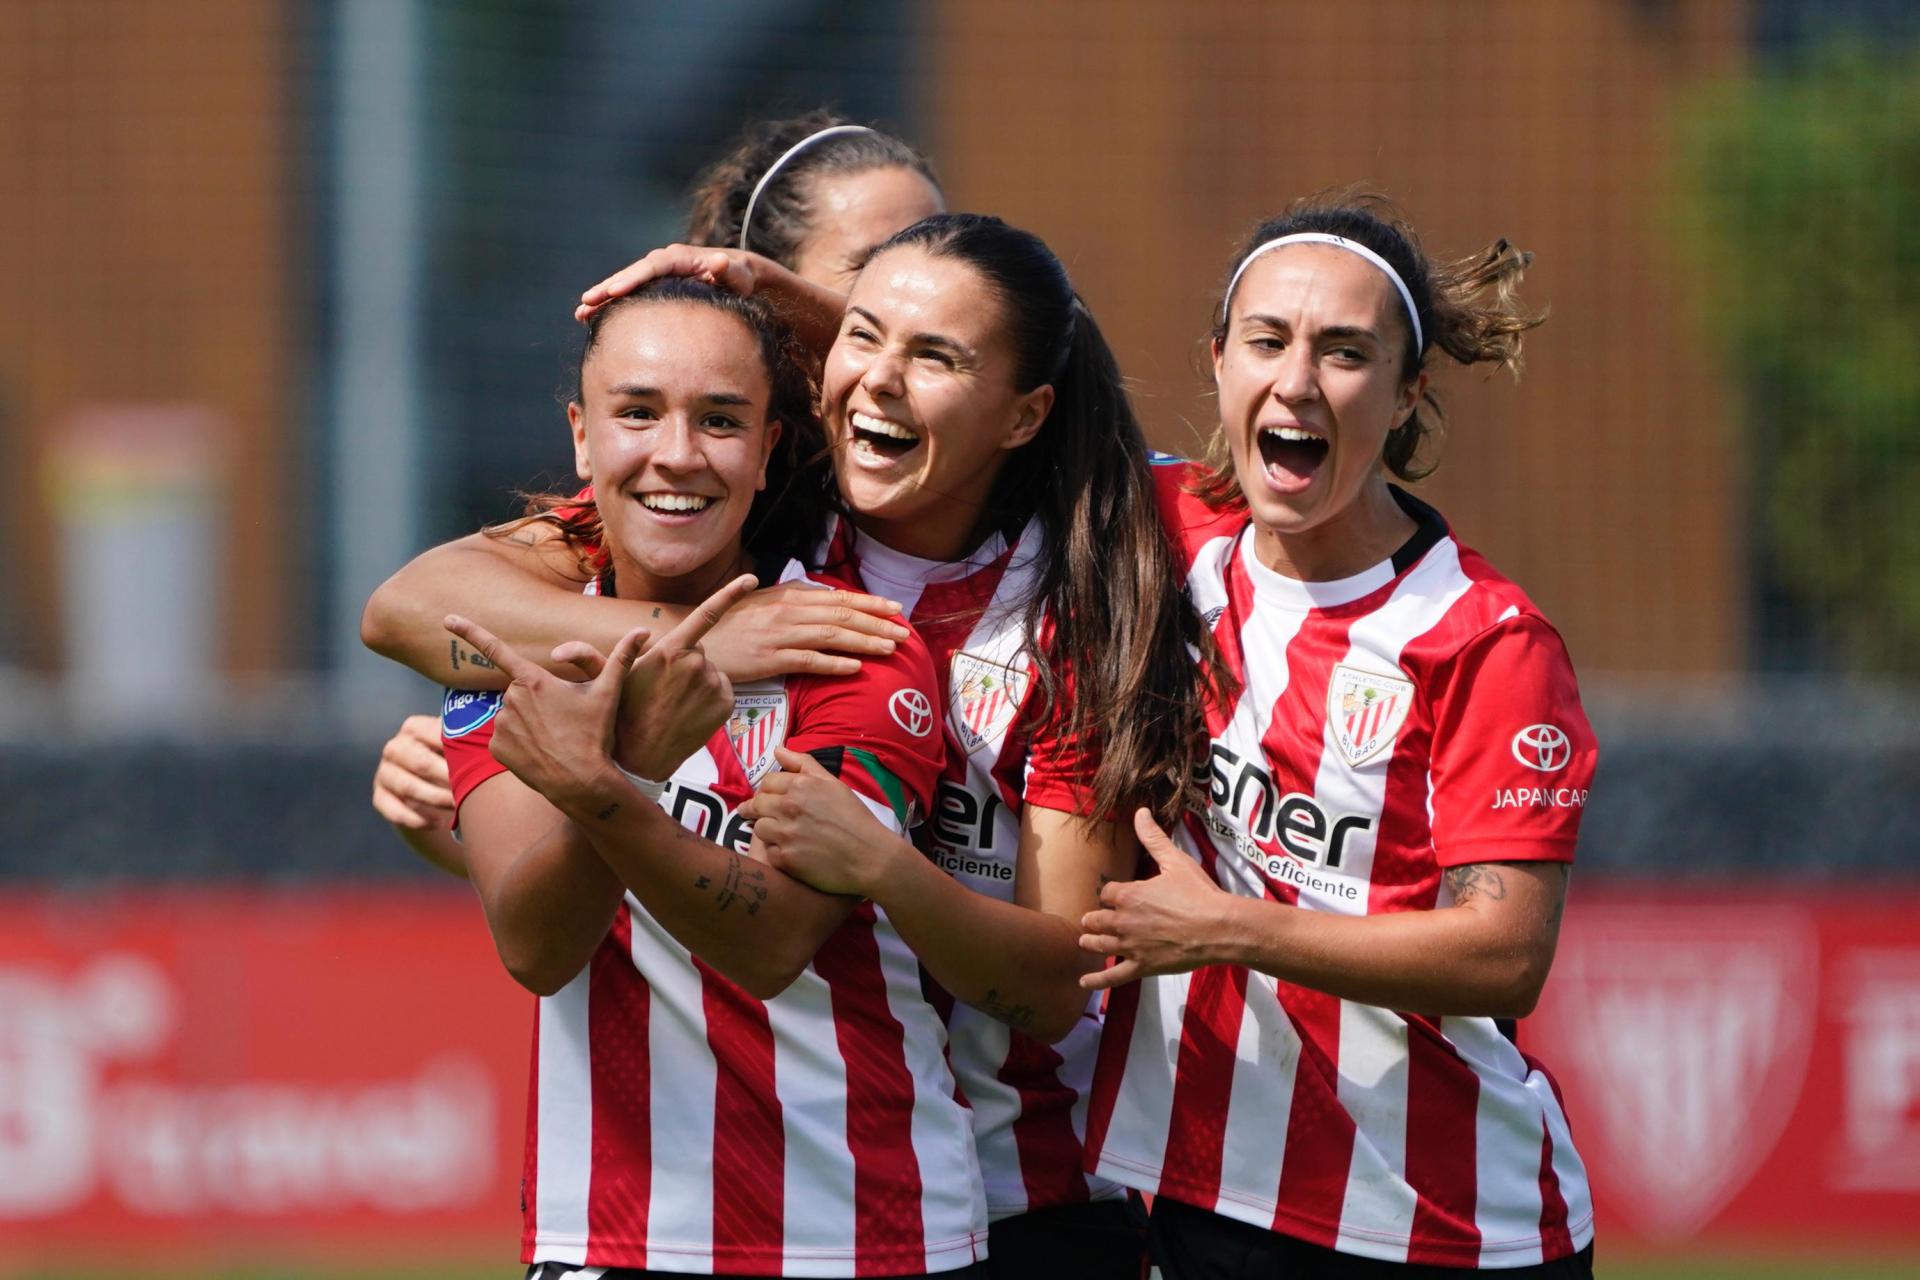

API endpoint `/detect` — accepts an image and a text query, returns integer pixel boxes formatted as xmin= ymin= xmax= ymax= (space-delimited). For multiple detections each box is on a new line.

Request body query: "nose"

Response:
xmin=856 ymin=344 xmax=908 ymax=403
xmin=1272 ymin=341 xmax=1319 ymax=406
xmin=650 ymin=413 xmax=702 ymax=473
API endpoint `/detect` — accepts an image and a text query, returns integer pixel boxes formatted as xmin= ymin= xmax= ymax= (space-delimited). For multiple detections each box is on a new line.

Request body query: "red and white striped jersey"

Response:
xmin=444 ymin=562 xmax=986 ymax=1276
xmin=821 ymin=516 xmax=1123 ymax=1221
xmin=1085 ymin=463 xmax=1596 ymax=1269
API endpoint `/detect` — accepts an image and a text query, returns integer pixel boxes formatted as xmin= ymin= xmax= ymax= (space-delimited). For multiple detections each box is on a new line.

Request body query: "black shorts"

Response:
xmin=527 ymin=1264 xmax=990 ymax=1280
xmin=985 ymin=1195 xmax=1148 ymax=1280
xmin=1147 ymin=1195 xmax=1594 ymax=1279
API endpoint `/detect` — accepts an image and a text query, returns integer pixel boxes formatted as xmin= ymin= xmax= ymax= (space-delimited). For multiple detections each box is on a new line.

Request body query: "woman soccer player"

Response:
xmin=440 ymin=276 xmax=985 ymax=1277
xmin=1077 ymin=198 xmax=1599 ymax=1277
xmin=367 ymin=213 xmax=1205 ymax=1279
xmin=366 ymin=112 xmax=944 ymax=872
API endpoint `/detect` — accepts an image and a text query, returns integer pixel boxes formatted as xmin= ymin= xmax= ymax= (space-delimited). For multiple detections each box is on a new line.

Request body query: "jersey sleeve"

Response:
xmin=1425 ymin=614 xmax=1598 ymax=866
xmin=1017 ymin=654 xmax=1103 ymax=818
xmin=439 ymin=687 xmax=509 ymax=832
xmin=784 ymin=626 xmax=946 ymax=836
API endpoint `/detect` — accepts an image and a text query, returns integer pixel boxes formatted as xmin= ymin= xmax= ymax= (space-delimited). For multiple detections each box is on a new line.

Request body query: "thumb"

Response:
xmin=1132 ymin=807 xmax=1184 ymax=868
xmin=603 ymin=626 xmax=654 ymax=681
xmin=772 ymin=744 xmax=833 ymax=778
xmin=551 ymin=641 xmax=608 ymax=681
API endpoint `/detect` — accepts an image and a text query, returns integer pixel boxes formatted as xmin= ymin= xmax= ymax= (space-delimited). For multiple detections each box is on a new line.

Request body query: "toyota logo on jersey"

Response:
xmin=1511 ymin=723 xmax=1572 ymax=771
xmin=889 ymin=688 xmax=934 ymax=737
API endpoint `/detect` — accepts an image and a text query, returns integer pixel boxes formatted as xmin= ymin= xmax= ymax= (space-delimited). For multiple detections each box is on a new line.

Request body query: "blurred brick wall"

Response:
xmin=926 ymin=0 xmax=1748 ymax=676
xmin=0 ymin=0 xmax=292 ymax=673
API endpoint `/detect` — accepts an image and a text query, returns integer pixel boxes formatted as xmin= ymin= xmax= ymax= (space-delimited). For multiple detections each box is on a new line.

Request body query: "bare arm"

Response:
xmin=576 ymin=245 xmax=848 ymax=356
xmin=361 ymin=526 xmax=656 ymax=689
xmin=458 ymin=771 xmax=626 ymax=996
xmin=1082 ymin=811 xmax=1571 ymax=1018
xmin=362 ymin=526 xmax=910 ymax=691
xmin=444 ymin=595 xmax=857 ymax=1000
xmin=747 ymin=760 xmax=1131 ymax=1043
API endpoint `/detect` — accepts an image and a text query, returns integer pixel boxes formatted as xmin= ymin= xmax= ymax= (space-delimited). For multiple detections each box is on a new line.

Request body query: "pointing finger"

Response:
xmin=444 ymin=615 xmax=538 ymax=681
xmin=661 ymin=574 xmax=758 ymax=650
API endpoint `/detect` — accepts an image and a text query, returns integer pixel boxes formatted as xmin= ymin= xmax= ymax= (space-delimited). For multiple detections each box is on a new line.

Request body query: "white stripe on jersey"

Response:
xmin=766 ymin=965 xmax=857 ymax=1270
xmin=877 ymin=907 xmax=992 ymax=1267
xmin=1096 ymin=969 xmax=1193 ymax=1183
xmin=1334 ymin=1004 xmax=1416 ymax=1261
xmin=534 ymin=974 xmax=593 ymax=1262
xmin=1218 ymin=972 xmax=1296 ymax=1213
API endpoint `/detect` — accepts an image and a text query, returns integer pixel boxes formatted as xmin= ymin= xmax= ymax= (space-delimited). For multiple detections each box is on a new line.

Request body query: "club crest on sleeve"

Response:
xmin=726 ymin=692 xmax=788 ymax=784
xmin=1327 ymin=663 xmax=1414 ymax=767
xmin=949 ymin=651 xmax=1027 ymax=753
xmin=440 ymin=689 xmax=503 ymax=739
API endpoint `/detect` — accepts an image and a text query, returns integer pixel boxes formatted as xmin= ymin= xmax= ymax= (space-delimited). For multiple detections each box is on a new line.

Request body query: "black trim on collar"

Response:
xmin=1387 ymin=485 xmax=1449 ymax=576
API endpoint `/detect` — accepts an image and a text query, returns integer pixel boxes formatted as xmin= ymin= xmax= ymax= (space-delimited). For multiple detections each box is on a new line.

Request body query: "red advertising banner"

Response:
xmin=1 ymin=884 xmax=1916 ymax=1271
xmin=0 ymin=887 xmax=530 ymax=1273
xmin=1527 ymin=886 xmax=1920 ymax=1251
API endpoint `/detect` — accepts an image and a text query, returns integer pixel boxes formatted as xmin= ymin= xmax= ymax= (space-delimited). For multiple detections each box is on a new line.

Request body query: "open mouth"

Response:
xmin=1256 ymin=425 xmax=1328 ymax=487
xmin=638 ymin=493 xmax=715 ymax=515
xmin=850 ymin=409 xmax=921 ymax=460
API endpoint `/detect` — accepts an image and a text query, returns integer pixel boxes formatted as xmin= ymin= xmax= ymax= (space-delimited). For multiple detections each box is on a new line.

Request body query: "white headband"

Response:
xmin=738 ymin=124 xmax=876 ymax=251
xmin=1221 ymin=232 xmax=1424 ymax=354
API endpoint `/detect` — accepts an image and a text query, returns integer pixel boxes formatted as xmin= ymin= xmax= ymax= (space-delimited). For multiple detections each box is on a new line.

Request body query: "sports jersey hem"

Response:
xmin=530 ymin=1226 xmax=988 ymax=1275
xmin=1090 ymin=1153 xmax=1594 ymax=1269
xmin=1432 ymin=835 xmax=1578 ymax=868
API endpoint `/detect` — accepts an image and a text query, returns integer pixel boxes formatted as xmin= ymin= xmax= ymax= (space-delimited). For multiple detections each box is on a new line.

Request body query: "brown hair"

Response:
xmin=1197 ymin=192 xmax=1542 ymax=504
xmin=870 ymin=214 xmax=1215 ymax=825
xmin=684 ymin=110 xmax=940 ymax=267
xmin=497 ymin=279 xmax=835 ymax=584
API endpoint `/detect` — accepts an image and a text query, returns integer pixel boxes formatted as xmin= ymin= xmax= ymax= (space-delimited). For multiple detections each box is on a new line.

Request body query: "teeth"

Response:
xmin=851 ymin=410 xmax=920 ymax=443
xmin=1263 ymin=426 xmax=1322 ymax=444
xmin=640 ymin=494 xmax=712 ymax=513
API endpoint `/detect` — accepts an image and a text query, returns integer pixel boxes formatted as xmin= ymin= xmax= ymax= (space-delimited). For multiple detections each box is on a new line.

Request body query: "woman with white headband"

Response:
xmin=1077 ymin=197 xmax=1599 ymax=1277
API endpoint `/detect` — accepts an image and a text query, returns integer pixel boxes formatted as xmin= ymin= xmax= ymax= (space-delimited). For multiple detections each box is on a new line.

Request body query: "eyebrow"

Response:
xmin=847 ymin=306 xmax=977 ymax=360
xmin=606 ymin=383 xmax=754 ymax=407
xmin=1240 ymin=314 xmax=1383 ymax=344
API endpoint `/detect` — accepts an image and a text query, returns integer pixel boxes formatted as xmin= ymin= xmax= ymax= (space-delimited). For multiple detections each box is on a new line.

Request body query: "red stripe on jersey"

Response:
xmin=522 ymin=1012 xmax=541 ymax=1262
xmin=1001 ymin=1033 xmax=1092 ymax=1209
xmin=585 ymin=911 xmax=653 ymax=1266
xmin=698 ymin=960 xmax=785 ymax=1272
xmin=1402 ymin=1016 xmax=1482 ymax=1266
xmin=1158 ymin=963 xmax=1249 ymax=1204
xmin=1205 ymin=545 xmax=1258 ymax=717
xmin=1081 ymin=977 xmax=1140 ymax=1169
xmin=812 ymin=903 xmax=928 ymax=1272
xmin=1269 ymin=984 xmax=1352 ymax=1247
xmin=1535 ymin=1123 xmax=1574 ymax=1259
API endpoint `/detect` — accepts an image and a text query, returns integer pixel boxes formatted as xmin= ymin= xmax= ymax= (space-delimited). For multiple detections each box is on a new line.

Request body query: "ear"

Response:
xmin=756 ymin=417 xmax=784 ymax=492
xmin=1210 ymin=333 xmax=1226 ymax=383
xmin=568 ymin=400 xmax=592 ymax=483
xmin=1392 ymin=370 xmax=1427 ymax=431
xmin=1000 ymin=383 xmax=1055 ymax=452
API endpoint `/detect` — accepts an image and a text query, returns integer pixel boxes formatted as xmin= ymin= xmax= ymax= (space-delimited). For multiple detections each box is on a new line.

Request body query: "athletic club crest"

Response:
xmin=1326 ymin=663 xmax=1414 ymax=767
xmin=726 ymin=692 xmax=788 ymax=784
xmin=949 ymin=651 xmax=1028 ymax=754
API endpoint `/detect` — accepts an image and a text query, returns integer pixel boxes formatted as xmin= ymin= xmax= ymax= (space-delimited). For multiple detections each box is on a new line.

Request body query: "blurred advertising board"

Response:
xmin=0 ymin=888 xmax=527 ymax=1273
xmin=0 ymin=885 xmax=1916 ymax=1270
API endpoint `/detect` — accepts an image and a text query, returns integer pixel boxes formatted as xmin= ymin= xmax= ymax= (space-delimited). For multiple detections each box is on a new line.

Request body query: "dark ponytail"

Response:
xmin=875 ymin=213 xmax=1213 ymax=824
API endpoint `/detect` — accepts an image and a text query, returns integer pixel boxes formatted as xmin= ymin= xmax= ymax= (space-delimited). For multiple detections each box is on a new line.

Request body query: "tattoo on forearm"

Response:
xmin=1443 ymin=863 xmax=1509 ymax=906
xmin=709 ymin=854 xmax=769 ymax=916
xmin=594 ymin=801 xmax=621 ymax=822
xmin=975 ymin=987 xmax=1036 ymax=1031
xmin=449 ymin=640 xmax=496 ymax=673
xmin=651 ymin=607 xmax=663 ymax=619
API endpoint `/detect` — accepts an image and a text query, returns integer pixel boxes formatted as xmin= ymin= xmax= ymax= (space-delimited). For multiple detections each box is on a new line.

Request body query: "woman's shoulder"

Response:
xmin=1402 ymin=532 xmax=1581 ymax=687
xmin=1147 ymin=453 xmax=1248 ymax=564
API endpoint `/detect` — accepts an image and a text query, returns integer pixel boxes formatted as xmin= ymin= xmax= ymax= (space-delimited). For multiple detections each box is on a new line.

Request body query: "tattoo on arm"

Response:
xmin=651 ymin=607 xmax=663 ymax=619
xmin=709 ymin=853 xmax=769 ymax=916
xmin=594 ymin=801 xmax=621 ymax=822
xmin=1443 ymin=863 xmax=1509 ymax=906
xmin=449 ymin=640 xmax=496 ymax=673
xmin=974 ymin=987 xmax=1037 ymax=1031
xmin=1545 ymin=865 xmax=1570 ymax=929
